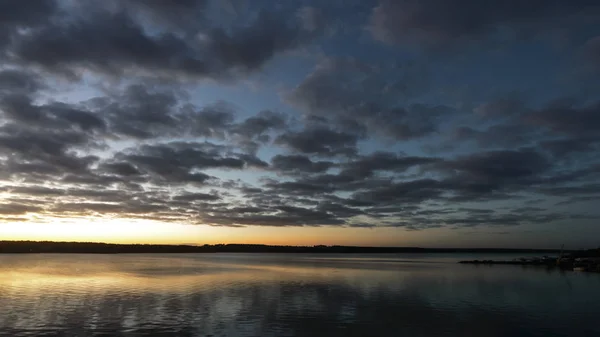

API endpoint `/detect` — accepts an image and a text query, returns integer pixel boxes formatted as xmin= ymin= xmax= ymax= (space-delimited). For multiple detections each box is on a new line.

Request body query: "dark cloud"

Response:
xmin=450 ymin=97 xmax=600 ymax=168
xmin=59 ymin=172 xmax=141 ymax=188
xmin=66 ymin=188 xmax=133 ymax=202
xmin=0 ymin=0 xmax=56 ymax=25
xmin=263 ymin=180 xmax=335 ymax=195
xmin=458 ymin=208 xmax=495 ymax=215
xmin=342 ymin=152 xmax=439 ymax=178
xmin=0 ymin=133 xmax=595 ymax=229
xmin=275 ymin=126 xmax=359 ymax=157
xmin=286 ymin=58 xmax=424 ymax=113
xmin=2 ymin=185 xmax=64 ymax=197
xmin=430 ymin=148 xmax=551 ymax=201
xmin=0 ymin=79 xmax=107 ymax=181
xmin=0 ymin=124 xmax=99 ymax=176
xmin=377 ymin=206 xmax=585 ymax=230
xmin=0 ymin=202 xmax=43 ymax=215
xmin=231 ymin=110 xmax=288 ymax=153
xmin=204 ymin=10 xmax=318 ymax=73
xmin=297 ymin=6 xmax=326 ymax=33
xmin=9 ymin=10 xmax=193 ymax=79
xmin=0 ymin=0 xmax=598 ymax=235
xmin=201 ymin=204 xmax=346 ymax=227
xmin=539 ymin=137 xmax=600 ymax=158
xmin=271 ymin=155 xmax=333 ymax=175
xmin=49 ymin=201 xmax=171 ymax=215
xmin=266 ymin=155 xmax=444 ymax=204
xmin=473 ymin=96 xmax=528 ymax=119
xmin=289 ymin=173 xmax=392 ymax=194
xmin=81 ymin=84 xmax=281 ymax=152
xmin=0 ymin=94 xmax=106 ymax=132
xmin=538 ymin=184 xmax=600 ymax=197
xmin=330 ymin=148 xmax=555 ymax=209
xmin=467 ymin=97 xmax=600 ymax=143
xmin=5 ymin=3 xmax=318 ymax=81
xmin=123 ymin=0 xmax=209 ymax=30
xmin=96 ymin=84 xmax=182 ymax=139
xmin=372 ymin=104 xmax=456 ymax=140
xmin=172 ymin=192 xmax=221 ymax=202
xmin=0 ymin=94 xmax=42 ymax=122
xmin=526 ymin=100 xmax=600 ymax=137
xmin=265 ymin=152 xmax=439 ymax=199
xmin=0 ymin=0 xmax=57 ymax=46
xmin=351 ymin=179 xmax=444 ymax=205
xmin=232 ymin=110 xmax=287 ymax=139
xmin=437 ymin=212 xmax=569 ymax=228
xmin=99 ymin=162 xmax=142 ymax=177
xmin=286 ymin=58 xmax=458 ymax=141
xmin=183 ymin=101 xmax=237 ymax=138
xmin=452 ymin=124 xmax=539 ymax=149
xmin=582 ymin=36 xmax=600 ymax=70
xmin=316 ymin=202 xmax=365 ymax=218
xmin=46 ymin=102 xmax=107 ymax=131
xmin=88 ymin=85 xmax=239 ymax=140
xmin=0 ymin=69 xmax=44 ymax=94
xmin=227 ymin=206 xmax=266 ymax=214
xmin=555 ymin=196 xmax=600 ymax=206
xmin=0 ymin=87 xmax=595 ymax=229
xmin=369 ymin=0 xmax=599 ymax=47
xmin=444 ymin=149 xmax=549 ymax=183
xmin=113 ymin=141 xmax=267 ymax=185
xmin=236 ymin=153 xmax=270 ymax=169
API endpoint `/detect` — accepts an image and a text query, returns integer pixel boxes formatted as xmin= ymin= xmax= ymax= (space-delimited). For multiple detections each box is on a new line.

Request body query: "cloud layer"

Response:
xmin=0 ymin=0 xmax=599 ymax=240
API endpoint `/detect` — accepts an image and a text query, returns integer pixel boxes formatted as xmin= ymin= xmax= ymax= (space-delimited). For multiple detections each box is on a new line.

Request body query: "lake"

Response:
xmin=0 ymin=253 xmax=598 ymax=337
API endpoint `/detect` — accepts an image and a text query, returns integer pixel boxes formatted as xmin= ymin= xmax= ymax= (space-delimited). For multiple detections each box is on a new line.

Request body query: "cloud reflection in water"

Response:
xmin=0 ymin=254 xmax=599 ymax=337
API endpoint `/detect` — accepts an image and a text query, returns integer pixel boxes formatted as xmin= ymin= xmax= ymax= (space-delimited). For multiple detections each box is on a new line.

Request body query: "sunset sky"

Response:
xmin=1 ymin=0 xmax=600 ymax=248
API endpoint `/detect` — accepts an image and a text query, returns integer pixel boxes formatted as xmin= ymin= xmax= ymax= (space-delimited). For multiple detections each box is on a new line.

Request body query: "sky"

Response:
xmin=0 ymin=0 xmax=600 ymax=248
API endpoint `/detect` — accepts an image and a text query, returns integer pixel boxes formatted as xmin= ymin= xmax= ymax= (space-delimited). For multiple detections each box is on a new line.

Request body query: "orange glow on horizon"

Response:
xmin=0 ymin=216 xmax=530 ymax=248
xmin=0 ymin=218 xmax=209 ymax=244
xmin=0 ymin=216 xmax=440 ymax=247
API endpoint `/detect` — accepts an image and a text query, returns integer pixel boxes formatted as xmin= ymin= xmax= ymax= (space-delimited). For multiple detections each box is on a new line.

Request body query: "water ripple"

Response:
xmin=0 ymin=254 xmax=599 ymax=337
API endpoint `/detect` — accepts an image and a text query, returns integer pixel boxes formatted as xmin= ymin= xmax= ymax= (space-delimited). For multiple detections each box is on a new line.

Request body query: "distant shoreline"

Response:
xmin=0 ymin=240 xmax=569 ymax=254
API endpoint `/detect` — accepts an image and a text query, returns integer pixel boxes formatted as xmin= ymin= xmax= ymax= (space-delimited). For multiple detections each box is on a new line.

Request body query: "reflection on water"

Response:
xmin=1 ymin=254 xmax=599 ymax=337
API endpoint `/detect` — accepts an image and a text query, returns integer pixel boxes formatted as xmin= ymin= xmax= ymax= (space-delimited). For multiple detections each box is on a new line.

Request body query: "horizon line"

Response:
xmin=0 ymin=240 xmax=577 ymax=251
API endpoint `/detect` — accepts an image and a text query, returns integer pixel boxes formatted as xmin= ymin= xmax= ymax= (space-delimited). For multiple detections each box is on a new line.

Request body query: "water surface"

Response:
xmin=1 ymin=253 xmax=598 ymax=337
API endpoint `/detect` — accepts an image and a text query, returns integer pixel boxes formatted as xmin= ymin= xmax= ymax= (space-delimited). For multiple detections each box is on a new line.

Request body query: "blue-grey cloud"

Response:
xmin=0 ymin=0 xmax=598 ymax=237
xmin=369 ymin=0 xmax=600 ymax=47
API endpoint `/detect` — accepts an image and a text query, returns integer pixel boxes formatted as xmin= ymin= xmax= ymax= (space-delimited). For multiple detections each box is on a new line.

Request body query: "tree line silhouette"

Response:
xmin=1 ymin=240 xmax=591 ymax=255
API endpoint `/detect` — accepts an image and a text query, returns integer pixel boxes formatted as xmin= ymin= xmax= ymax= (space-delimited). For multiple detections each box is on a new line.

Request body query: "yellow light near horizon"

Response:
xmin=0 ymin=216 xmax=460 ymax=247
xmin=0 ymin=217 xmax=210 ymax=244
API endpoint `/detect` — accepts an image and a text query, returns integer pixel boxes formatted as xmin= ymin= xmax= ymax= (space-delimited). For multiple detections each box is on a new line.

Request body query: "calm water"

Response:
xmin=1 ymin=253 xmax=599 ymax=337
